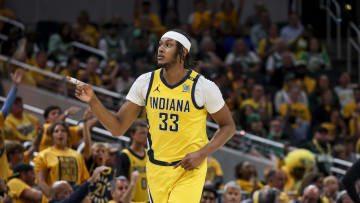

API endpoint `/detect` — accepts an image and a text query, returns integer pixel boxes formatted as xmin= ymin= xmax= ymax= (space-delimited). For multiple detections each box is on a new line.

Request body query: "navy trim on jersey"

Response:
xmin=147 ymin=132 xmax=181 ymax=166
xmin=191 ymin=74 xmax=204 ymax=109
xmin=160 ymin=68 xmax=192 ymax=89
xmin=148 ymin=188 xmax=154 ymax=203
xmin=145 ymin=71 xmax=155 ymax=106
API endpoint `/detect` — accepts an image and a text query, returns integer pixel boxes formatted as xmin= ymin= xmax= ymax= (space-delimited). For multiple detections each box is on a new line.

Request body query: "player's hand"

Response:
xmin=11 ymin=69 xmax=25 ymax=86
xmin=174 ymin=151 xmax=205 ymax=170
xmin=72 ymin=83 xmax=95 ymax=104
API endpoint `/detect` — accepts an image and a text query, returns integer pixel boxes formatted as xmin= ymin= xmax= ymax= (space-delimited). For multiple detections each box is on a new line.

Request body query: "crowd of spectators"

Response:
xmin=0 ymin=0 xmax=360 ymax=202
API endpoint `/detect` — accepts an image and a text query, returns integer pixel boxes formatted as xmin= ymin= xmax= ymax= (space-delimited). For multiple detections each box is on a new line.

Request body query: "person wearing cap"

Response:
xmin=7 ymin=163 xmax=43 ymax=203
xmin=0 ymin=69 xmax=24 ymax=180
xmin=247 ymin=113 xmax=267 ymax=137
xmin=70 ymin=28 xmax=235 ymax=203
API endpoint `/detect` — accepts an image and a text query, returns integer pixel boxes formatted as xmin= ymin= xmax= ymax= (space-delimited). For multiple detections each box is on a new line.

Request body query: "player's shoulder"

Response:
xmin=135 ymin=71 xmax=153 ymax=81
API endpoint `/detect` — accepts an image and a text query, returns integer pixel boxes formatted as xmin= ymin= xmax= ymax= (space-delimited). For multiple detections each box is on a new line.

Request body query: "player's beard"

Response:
xmin=157 ymin=55 xmax=177 ymax=70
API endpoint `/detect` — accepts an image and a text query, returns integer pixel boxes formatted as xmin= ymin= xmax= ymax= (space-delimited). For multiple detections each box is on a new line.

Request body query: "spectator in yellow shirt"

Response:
xmin=0 ymin=0 xmax=16 ymax=32
xmin=27 ymin=51 xmax=52 ymax=83
xmin=188 ymin=0 xmax=213 ymax=36
xmin=5 ymin=97 xmax=39 ymax=142
xmin=343 ymin=87 xmax=360 ymax=119
xmin=73 ymin=11 xmax=100 ymax=47
xmin=235 ymin=161 xmax=263 ymax=195
xmin=214 ymin=0 xmax=244 ymax=36
xmin=0 ymin=69 xmax=24 ymax=180
xmin=133 ymin=0 xmax=166 ymax=38
xmin=205 ymin=156 xmax=224 ymax=190
xmin=280 ymin=85 xmax=311 ymax=123
xmin=79 ymin=56 xmax=103 ymax=87
xmin=34 ymin=121 xmax=89 ymax=198
xmin=241 ymin=84 xmax=273 ymax=120
xmin=7 ymin=163 xmax=43 ymax=203
xmin=35 ymin=105 xmax=82 ymax=152
xmin=6 ymin=141 xmax=32 ymax=169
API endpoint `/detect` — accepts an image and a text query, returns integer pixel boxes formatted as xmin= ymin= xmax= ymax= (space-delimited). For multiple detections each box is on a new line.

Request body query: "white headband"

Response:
xmin=161 ymin=31 xmax=191 ymax=52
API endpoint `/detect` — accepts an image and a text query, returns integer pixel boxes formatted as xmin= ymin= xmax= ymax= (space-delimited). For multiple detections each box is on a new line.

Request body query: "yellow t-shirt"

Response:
xmin=81 ymin=25 xmax=100 ymax=47
xmin=257 ymin=38 xmax=280 ymax=57
xmin=7 ymin=178 xmax=31 ymax=203
xmin=348 ymin=116 xmax=360 ymax=136
xmin=39 ymin=123 xmax=81 ymax=152
xmin=122 ymin=149 xmax=148 ymax=202
xmin=343 ymin=100 xmax=356 ymax=119
xmin=26 ymin=60 xmax=52 ymax=84
xmin=214 ymin=11 xmax=239 ymax=29
xmin=192 ymin=11 xmax=211 ymax=34
xmin=296 ymin=77 xmax=316 ymax=95
xmin=0 ymin=112 xmax=12 ymax=180
xmin=205 ymin=157 xmax=223 ymax=183
xmin=5 ymin=113 xmax=38 ymax=141
xmin=33 ymin=146 xmax=89 ymax=186
xmin=134 ymin=13 xmax=166 ymax=37
xmin=241 ymin=99 xmax=273 ymax=116
xmin=356 ymin=138 xmax=360 ymax=153
xmin=280 ymin=103 xmax=311 ymax=122
xmin=236 ymin=179 xmax=264 ymax=194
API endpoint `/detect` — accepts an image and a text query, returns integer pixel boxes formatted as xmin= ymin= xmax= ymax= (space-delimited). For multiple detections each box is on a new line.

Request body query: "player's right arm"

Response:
xmin=74 ymin=84 xmax=142 ymax=137
xmin=69 ymin=73 xmax=148 ymax=137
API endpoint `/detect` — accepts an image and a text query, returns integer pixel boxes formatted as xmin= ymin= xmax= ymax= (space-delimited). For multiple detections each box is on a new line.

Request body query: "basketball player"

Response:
xmin=70 ymin=29 xmax=235 ymax=203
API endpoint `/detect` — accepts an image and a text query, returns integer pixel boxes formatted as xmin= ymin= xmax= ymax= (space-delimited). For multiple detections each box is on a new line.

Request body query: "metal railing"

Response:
xmin=347 ymin=22 xmax=360 ymax=82
xmin=0 ymin=15 xmax=25 ymax=31
xmin=0 ymin=54 xmax=125 ymax=101
xmin=0 ymin=96 xmax=130 ymax=144
xmin=320 ymin=0 xmax=342 ymax=59
xmin=207 ymin=122 xmax=352 ymax=176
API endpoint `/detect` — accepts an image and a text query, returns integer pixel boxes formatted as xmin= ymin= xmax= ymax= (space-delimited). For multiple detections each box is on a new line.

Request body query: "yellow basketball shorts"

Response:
xmin=146 ymin=159 xmax=207 ymax=203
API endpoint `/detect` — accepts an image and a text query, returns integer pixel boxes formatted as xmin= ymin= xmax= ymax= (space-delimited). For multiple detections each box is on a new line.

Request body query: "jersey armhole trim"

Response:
xmin=145 ymin=71 xmax=155 ymax=106
xmin=191 ymin=74 xmax=204 ymax=110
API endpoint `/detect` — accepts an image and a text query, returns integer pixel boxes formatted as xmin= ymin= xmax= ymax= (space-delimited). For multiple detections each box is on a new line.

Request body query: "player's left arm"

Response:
xmin=175 ymin=105 xmax=235 ymax=170
xmin=175 ymin=77 xmax=235 ymax=170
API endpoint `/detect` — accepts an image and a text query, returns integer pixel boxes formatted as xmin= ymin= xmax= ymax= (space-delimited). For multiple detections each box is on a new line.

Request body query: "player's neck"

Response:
xmin=162 ymin=63 xmax=187 ymax=86
xmin=130 ymin=143 xmax=145 ymax=155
